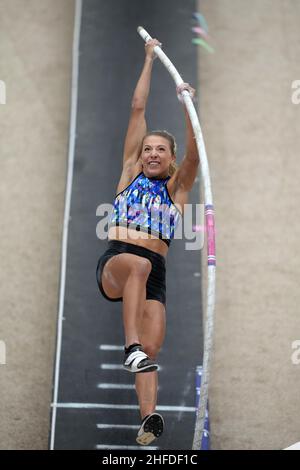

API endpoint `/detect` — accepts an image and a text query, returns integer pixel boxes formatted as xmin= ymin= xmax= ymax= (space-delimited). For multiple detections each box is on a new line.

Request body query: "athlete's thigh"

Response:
xmin=139 ymin=300 xmax=166 ymax=358
xmin=101 ymin=252 xmax=152 ymax=299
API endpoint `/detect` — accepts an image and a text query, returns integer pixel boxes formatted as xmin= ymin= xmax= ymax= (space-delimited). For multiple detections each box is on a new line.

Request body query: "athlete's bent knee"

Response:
xmin=130 ymin=257 xmax=152 ymax=278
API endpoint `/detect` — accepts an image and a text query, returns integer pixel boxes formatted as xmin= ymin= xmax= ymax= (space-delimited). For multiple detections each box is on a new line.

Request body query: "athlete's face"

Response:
xmin=141 ymin=136 xmax=175 ymax=178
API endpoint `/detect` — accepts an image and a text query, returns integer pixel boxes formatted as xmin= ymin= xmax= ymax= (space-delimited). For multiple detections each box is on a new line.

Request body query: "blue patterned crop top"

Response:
xmin=108 ymin=172 xmax=182 ymax=247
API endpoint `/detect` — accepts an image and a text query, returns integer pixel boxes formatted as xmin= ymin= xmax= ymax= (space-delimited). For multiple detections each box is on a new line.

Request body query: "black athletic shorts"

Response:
xmin=96 ymin=240 xmax=166 ymax=306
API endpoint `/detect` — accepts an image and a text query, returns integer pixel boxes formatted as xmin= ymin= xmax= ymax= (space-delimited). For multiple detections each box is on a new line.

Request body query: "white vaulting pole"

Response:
xmin=137 ymin=26 xmax=216 ymax=450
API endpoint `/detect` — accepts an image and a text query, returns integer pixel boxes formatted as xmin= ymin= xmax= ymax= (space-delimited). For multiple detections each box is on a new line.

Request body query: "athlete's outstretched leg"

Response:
xmin=135 ymin=300 xmax=166 ymax=445
xmin=135 ymin=299 xmax=166 ymax=417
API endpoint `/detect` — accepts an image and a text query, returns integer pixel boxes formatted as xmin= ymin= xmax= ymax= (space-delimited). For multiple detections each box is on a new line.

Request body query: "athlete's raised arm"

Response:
xmin=122 ymin=38 xmax=162 ymax=173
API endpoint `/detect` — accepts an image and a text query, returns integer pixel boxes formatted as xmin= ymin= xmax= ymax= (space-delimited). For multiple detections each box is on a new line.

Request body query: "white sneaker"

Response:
xmin=123 ymin=345 xmax=158 ymax=373
xmin=136 ymin=413 xmax=164 ymax=445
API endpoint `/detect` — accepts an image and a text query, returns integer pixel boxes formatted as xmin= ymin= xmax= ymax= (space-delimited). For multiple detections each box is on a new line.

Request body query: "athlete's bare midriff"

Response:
xmin=108 ymin=225 xmax=169 ymax=258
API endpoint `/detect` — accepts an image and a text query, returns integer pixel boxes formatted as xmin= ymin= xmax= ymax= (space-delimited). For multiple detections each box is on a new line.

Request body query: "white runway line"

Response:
xmin=99 ymin=345 xmax=123 ymax=351
xmin=99 ymin=345 xmax=164 ymax=352
xmin=100 ymin=364 xmax=163 ymax=371
xmin=51 ymin=403 xmax=195 ymax=412
xmin=97 ymin=383 xmax=160 ymax=391
xmin=100 ymin=364 xmax=124 ymax=370
xmin=97 ymin=424 xmax=139 ymax=430
xmin=97 ymin=383 xmax=135 ymax=390
xmin=50 ymin=0 xmax=83 ymax=450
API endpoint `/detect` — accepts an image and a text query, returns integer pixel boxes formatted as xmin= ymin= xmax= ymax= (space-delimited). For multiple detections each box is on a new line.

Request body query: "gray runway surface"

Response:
xmin=50 ymin=0 xmax=203 ymax=450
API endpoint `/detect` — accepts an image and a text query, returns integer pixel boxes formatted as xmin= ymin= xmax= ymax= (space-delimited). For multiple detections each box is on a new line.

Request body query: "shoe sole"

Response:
xmin=136 ymin=414 xmax=164 ymax=445
xmin=123 ymin=364 xmax=158 ymax=373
